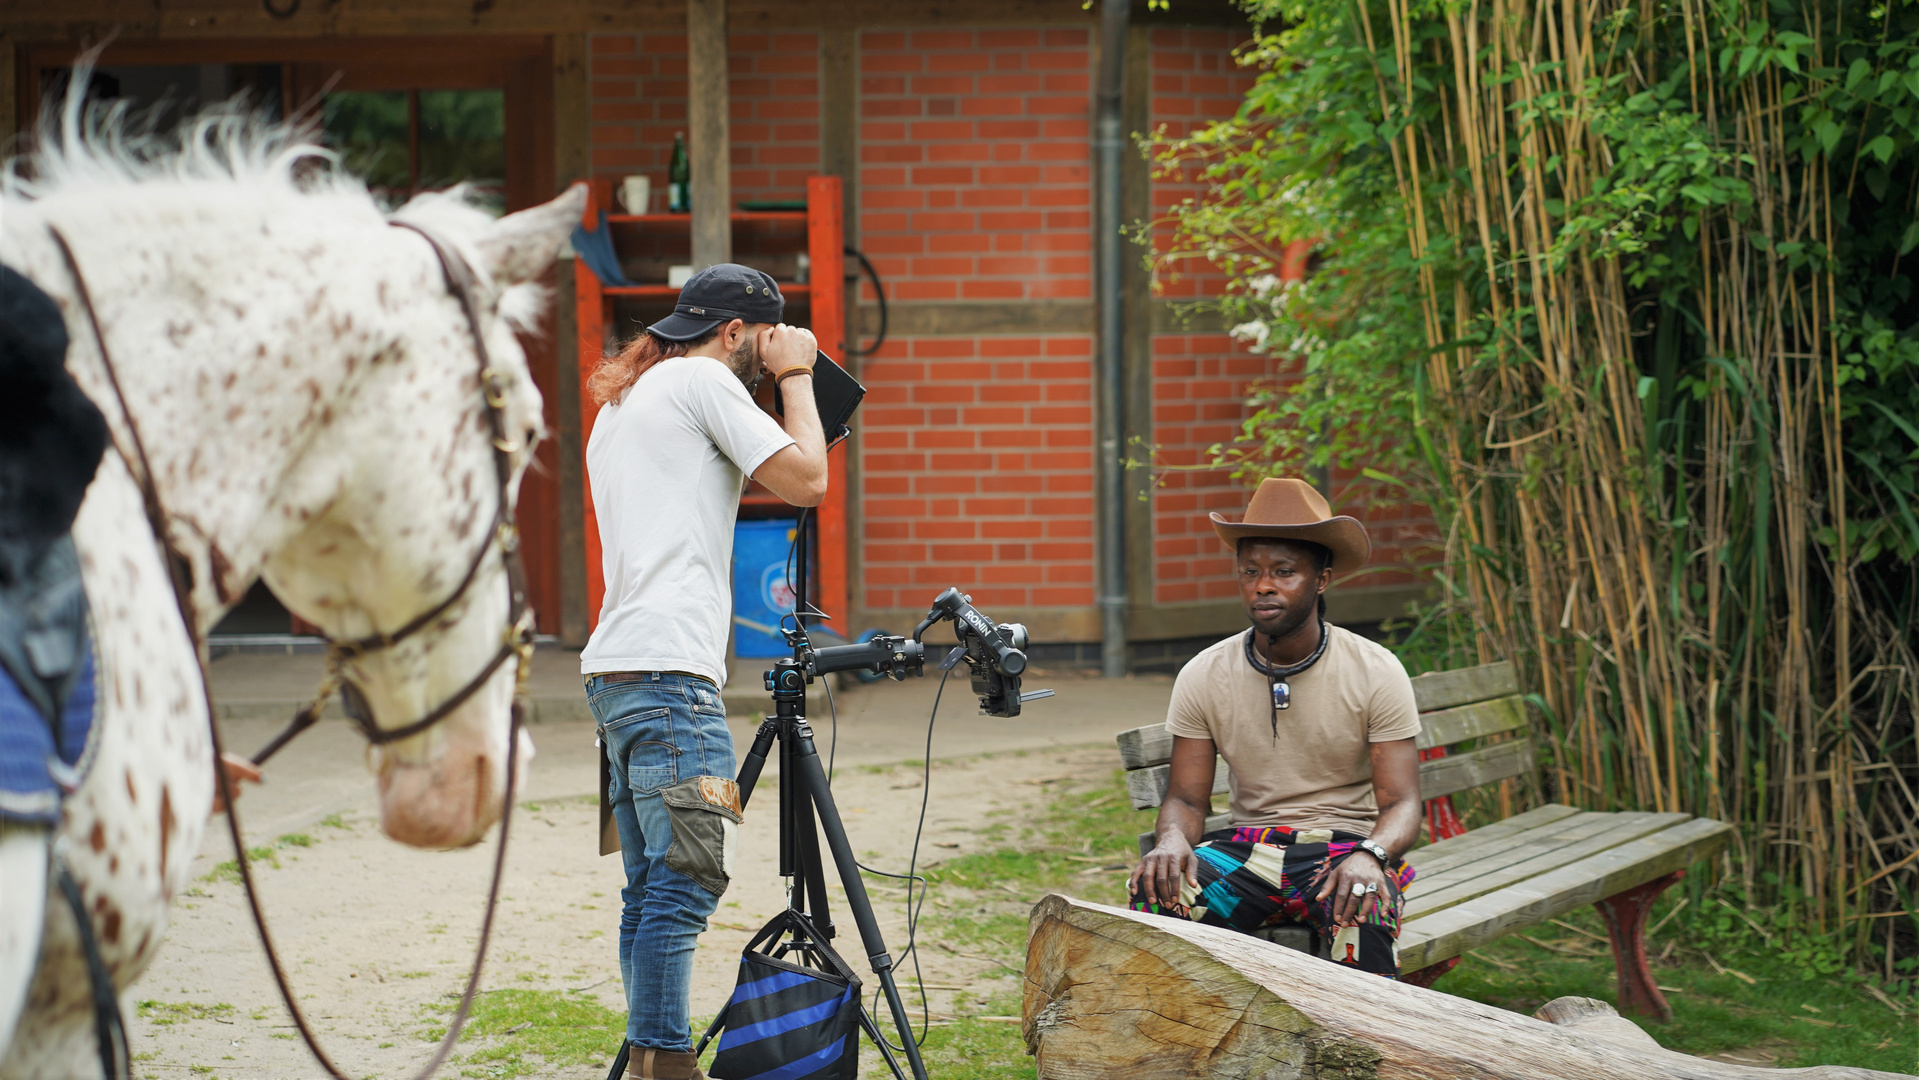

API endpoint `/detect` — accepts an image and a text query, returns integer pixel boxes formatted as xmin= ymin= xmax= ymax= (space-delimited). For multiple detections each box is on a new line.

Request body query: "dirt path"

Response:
xmin=128 ymin=737 xmax=1123 ymax=1078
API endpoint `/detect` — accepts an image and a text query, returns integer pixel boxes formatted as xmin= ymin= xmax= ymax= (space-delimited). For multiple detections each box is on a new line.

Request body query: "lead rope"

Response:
xmin=50 ymin=221 xmax=529 ymax=1080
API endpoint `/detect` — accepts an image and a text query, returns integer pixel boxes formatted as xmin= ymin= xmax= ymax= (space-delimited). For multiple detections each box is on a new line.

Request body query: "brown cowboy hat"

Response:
xmin=1210 ymin=477 xmax=1371 ymax=573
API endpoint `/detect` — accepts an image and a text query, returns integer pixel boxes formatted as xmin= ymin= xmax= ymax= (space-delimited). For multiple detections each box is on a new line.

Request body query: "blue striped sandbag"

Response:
xmin=709 ymin=954 xmax=860 ymax=1080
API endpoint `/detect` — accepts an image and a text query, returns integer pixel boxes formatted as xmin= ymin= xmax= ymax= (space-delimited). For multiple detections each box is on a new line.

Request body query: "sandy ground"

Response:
xmin=124 ymin=664 xmax=1170 ymax=1078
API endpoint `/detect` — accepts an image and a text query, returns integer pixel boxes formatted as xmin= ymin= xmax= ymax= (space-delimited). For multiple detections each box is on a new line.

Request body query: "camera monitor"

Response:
xmin=774 ymin=350 xmax=865 ymax=446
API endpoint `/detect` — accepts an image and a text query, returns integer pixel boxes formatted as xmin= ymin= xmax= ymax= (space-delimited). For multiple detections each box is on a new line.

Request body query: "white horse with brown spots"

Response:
xmin=0 ymin=104 xmax=582 ymax=1076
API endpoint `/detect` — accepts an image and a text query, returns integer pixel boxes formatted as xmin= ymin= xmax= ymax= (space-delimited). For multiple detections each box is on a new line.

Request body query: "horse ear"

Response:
xmin=476 ymin=185 xmax=589 ymax=288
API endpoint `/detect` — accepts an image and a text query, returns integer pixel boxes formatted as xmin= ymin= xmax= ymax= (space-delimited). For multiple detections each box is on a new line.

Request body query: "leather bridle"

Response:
xmin=50 ymin=216 xmax=535 ymax=1080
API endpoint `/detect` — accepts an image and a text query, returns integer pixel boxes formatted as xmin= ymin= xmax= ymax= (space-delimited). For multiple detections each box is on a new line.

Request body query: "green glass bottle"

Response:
xmin=668 ymin=132 xmax=690 ymax=214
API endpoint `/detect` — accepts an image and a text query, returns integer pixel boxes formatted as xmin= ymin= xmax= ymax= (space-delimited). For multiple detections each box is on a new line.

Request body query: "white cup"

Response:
xmin=619 ymin=175 xmax=652 ymax=214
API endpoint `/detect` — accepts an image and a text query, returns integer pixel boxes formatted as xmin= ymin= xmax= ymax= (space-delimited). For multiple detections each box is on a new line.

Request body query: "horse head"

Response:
xmin=5 ymin=105 xmax=585 ymax=850
xmin=259 ymin=191 xmax=584 ymax=849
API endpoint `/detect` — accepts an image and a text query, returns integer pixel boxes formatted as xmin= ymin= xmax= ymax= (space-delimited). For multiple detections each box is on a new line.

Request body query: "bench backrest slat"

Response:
xmin=1123 ymin=737 xmax=1534 ymax=812
xmin=1415 ymin=695 xmax=1527 ymax=751
xmin=1407 ymin=659 xmax=1518 ymax=712
xmin=1117 ymin=660 xmax=1534 ymax=827
xmin=1118 ymin=660 xmax=1524 ymax=772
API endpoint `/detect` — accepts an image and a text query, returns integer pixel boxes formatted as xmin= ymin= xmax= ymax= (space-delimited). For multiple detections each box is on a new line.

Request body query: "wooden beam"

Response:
xmin=0 ymin=1 xmax=1246 ymax=40
xmin=687 ymin=0 xmax=730 ymax=269
xmin=553 ymin=33 xmax=591 ymax=647
xmin=1023 ymin=890 xmax=1893 ymax=1080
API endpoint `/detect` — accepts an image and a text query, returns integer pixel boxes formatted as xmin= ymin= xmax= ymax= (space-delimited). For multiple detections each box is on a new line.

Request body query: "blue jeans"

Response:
xmin=588 ymin=672 xmax=740 ymax=1050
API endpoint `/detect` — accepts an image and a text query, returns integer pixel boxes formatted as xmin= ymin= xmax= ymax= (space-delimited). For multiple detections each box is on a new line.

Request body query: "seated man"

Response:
xmin=1127 ymin=477 xmax=1422 ymax=978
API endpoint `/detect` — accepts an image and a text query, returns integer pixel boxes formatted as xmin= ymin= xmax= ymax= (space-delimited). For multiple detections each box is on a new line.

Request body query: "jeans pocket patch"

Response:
xmin=625 ymin=738 xmax=680 ymax=794
xmin=660 ymin=776 xmax=744 ymax=897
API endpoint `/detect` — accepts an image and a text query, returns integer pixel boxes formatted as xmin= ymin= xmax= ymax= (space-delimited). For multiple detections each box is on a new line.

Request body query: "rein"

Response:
xmin=50 ymin=218 xmax=533 ymax=1080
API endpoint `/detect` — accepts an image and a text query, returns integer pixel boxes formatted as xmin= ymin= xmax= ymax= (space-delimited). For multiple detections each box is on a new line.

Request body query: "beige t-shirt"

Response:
xmin=1165 ymin=625 xmax=1421 ymax=834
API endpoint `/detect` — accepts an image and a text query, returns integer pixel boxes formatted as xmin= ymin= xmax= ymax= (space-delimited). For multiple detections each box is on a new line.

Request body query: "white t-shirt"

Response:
xmin=581 ymin=355 xmax=795 ymax=686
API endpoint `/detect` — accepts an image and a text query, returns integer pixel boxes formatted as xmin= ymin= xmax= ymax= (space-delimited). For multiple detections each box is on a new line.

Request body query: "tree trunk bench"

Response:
xmin=1021 ymin=894 xmax=1909 ymax=1080
xmin=1112 ymin=660 xmax=1734 ymax=1018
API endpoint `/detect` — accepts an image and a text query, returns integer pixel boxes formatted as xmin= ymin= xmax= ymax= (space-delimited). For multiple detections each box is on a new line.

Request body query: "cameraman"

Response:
xmin=581 ymin=265 xmax=824 ymax=1080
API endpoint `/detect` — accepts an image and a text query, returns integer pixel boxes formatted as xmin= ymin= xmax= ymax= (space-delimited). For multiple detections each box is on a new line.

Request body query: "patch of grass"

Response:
xmin=136 ymin=1000 xmax=236 ymax=1026
xmin=417 ymin=988 xmax=625 ymax=1079
xmin=1446 ymin=903 xmax=1917 ymax=1073
xmin=319 ymin=813 xmax=348 ymax=829
xmin=911 ymin=991 xmax=1033 ymax=1080
xmin=270 ymin=1032 xmax=295 ymax=1040
xmin=199 ymin=836 xmax=313 ymax=884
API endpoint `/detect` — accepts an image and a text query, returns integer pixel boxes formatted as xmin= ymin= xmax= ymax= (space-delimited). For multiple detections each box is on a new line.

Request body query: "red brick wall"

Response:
xmin=1148 ymin=29 xmax=1269 ymax=606
xmin=855 ymin=29 xmax=1098 ymax=612
xmin=578 ymin=25 xmax=1426 ymax=629
xmin=589 ymin=31 xmax=819 ymax=210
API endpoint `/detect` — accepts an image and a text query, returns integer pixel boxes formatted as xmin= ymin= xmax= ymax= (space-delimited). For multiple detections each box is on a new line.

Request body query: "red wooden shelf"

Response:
xmin=603 ymin=283 xmax=812 ymax=299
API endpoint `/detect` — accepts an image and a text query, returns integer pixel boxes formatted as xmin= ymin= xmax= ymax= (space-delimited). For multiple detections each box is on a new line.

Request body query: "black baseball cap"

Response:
xmin=646 ymin=263 xmax=785 ymax=341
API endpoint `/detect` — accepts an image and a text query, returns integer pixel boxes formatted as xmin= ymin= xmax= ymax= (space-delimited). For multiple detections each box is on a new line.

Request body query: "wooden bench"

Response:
xmin=1114 ymin=659 xmax=1733 ymax=1018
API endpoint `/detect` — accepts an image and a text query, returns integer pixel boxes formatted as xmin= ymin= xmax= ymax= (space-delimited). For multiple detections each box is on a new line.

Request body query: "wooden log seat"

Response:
xmin=1113 ymin=661 xmax=1736 ymax=1016
xmin=1021 ymin=894 xmax=1910 ymax=1080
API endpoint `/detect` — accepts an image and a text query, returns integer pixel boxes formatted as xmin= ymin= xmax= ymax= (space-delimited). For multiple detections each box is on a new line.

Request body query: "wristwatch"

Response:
xmin=1356 ymin=838 xmax=1391 ymax=866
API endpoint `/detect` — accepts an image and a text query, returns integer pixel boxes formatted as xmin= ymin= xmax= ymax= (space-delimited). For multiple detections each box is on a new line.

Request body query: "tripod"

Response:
xmin=696 ymin=518 xmax=930 ymax=1080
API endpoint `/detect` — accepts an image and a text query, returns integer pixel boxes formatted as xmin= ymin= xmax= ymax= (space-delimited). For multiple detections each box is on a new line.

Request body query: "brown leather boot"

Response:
xmin=626 ymin=1046 xmax=706 ymax=1080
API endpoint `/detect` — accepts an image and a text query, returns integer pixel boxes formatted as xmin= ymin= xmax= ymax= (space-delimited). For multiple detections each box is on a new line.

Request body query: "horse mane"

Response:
xmin=3 ymin=64 xmax=543 ymax=329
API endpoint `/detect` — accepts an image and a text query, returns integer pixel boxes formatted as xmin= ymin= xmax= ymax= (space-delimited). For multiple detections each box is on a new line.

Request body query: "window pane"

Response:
xmin=418 ymin=89 xmax=505 ymax=216
xmin=322 ymin=90 xmax=409 ymax=205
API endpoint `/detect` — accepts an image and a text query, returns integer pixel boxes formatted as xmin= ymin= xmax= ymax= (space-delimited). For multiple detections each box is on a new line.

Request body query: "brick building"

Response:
xmin=2 ymin=1 xmax=1433 ymax=667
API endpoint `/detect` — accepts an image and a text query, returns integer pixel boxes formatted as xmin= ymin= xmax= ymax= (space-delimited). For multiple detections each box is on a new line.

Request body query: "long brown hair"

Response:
xmin=586 ymin=327 xmax=718 ymax=405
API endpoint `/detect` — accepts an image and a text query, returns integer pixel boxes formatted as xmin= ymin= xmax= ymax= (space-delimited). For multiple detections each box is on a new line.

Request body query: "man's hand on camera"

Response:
xmin=758 ymin=324 xmax=817 ymax=381
xmin=1128 ymin=832 xmax=1197 ymax=909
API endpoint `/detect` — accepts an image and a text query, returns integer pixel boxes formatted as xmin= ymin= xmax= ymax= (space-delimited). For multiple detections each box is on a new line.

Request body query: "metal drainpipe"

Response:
xmin=1095 ymin=0 xmax=1129 ymax=678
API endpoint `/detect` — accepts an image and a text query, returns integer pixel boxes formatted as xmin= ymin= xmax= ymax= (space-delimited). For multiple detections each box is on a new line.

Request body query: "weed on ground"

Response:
xmin=418 ymin=988 xmax=626 ymax=1079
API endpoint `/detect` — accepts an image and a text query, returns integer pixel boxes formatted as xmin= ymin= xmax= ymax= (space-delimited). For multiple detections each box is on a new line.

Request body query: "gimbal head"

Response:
xmin=779 ymin=586 xmax=1052 ymax=718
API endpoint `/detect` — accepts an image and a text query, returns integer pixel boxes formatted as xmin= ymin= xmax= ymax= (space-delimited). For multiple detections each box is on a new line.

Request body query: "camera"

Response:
xmin=784 ymin=586 xmax=1050 ymax=718
xmin=914 ymin=587 xmax=1052 ymax=718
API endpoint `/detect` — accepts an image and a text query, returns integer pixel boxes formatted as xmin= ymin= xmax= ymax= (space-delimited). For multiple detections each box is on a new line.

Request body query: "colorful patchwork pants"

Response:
xmin=1129 ymin=825 xmax=1415 ymax=978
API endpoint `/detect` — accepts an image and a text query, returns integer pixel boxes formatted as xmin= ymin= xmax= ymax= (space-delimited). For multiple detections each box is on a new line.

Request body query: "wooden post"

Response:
xmin=687 ymin=0 xmax=730 ymax=269
xmin=818 ymin=28 xmax=861 ymax=626
xmin=575 ymin=181 xmax=608 ymax=631
xmin=553 ymin=32 xmax=592 ymax=647
xmin=807 ymin=176 xmax=848 ymax=628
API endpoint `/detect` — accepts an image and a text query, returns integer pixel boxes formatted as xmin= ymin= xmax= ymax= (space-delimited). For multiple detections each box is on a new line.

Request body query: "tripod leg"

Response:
xmin=736 ymin=718 xmax=779 ymax=809
xmin=856 ymin=1000 xmax=908 ymax=1079
xmin=787 ymin=737 xmax=930 ymax=1080
xmin=791 ymin=786 xmax=836 ymax=938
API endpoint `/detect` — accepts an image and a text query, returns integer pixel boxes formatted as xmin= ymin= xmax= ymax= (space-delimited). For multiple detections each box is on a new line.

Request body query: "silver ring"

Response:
xmin=1349 ymin=882 xmax=1367 ymax=898
xmin=1365 ymin=883 xmax=1379 ymax=894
